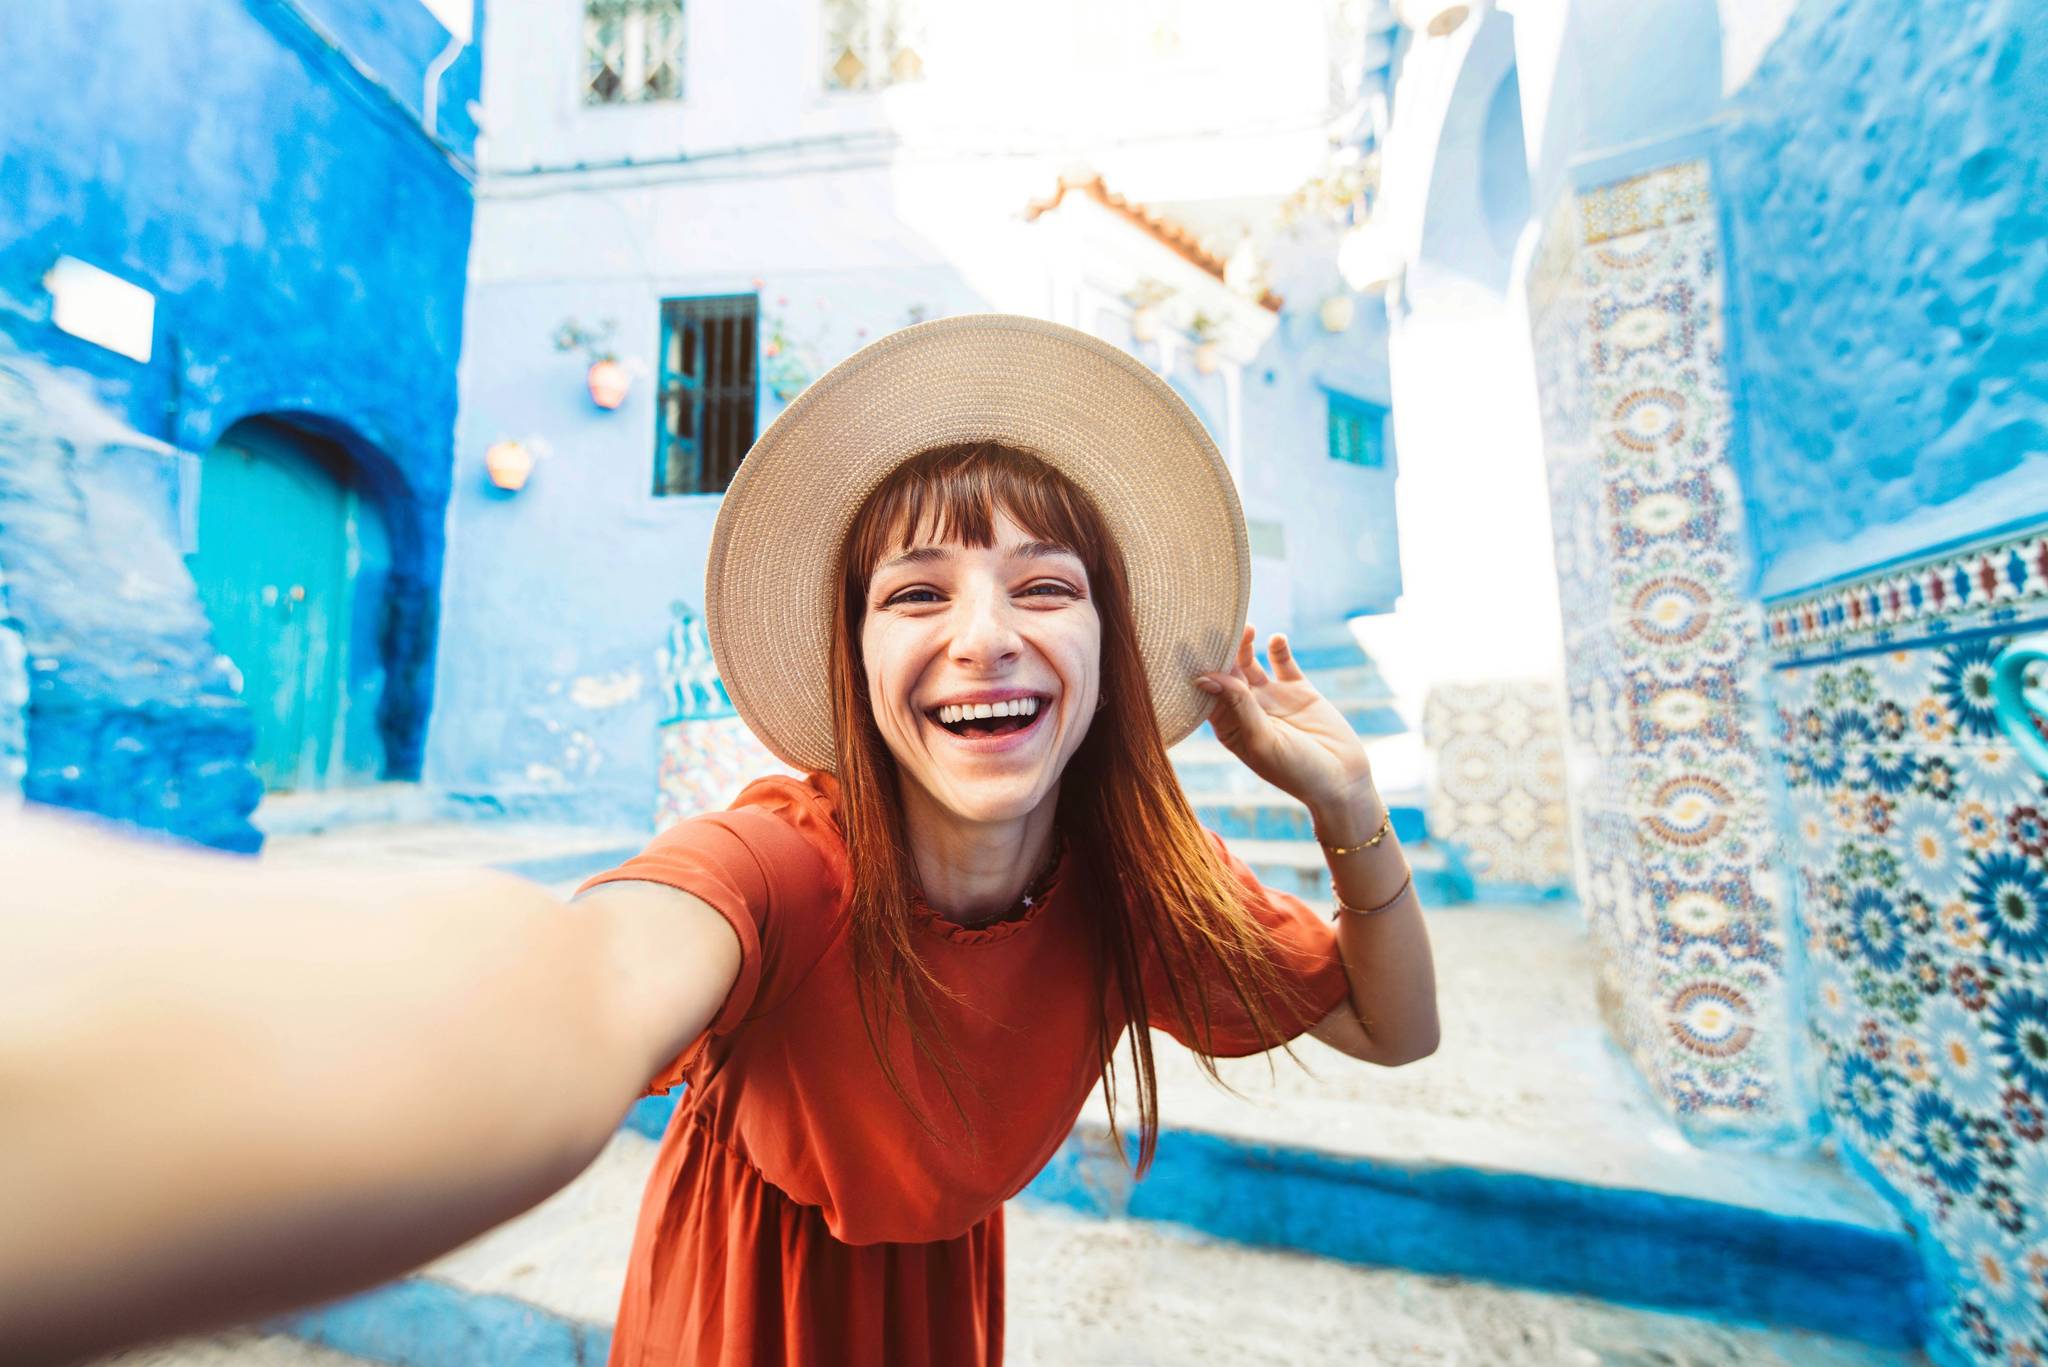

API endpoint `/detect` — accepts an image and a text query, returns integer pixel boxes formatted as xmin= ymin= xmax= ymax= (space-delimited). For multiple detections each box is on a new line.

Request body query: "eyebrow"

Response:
xmin=876 ymin=539 xmax=1080 ymax=573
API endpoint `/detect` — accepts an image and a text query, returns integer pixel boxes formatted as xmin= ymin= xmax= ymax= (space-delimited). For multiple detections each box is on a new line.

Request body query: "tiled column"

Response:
xmin=1526 ymin=162 xmax=1805 ymax=1143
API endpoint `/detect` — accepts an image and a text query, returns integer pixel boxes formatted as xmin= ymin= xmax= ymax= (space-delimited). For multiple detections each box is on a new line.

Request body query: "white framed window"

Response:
xmin=820 ymin=0 xmax=927 ymax=93
xmin=584 ymin=0 xmax=686 ymax=105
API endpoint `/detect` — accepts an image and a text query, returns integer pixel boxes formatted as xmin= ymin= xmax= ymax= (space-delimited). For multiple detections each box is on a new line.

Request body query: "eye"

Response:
xmin=1019 ymin=580 xmax=1081 ymax=600
xmin=882 ymin=586 xmax=944 ymax=607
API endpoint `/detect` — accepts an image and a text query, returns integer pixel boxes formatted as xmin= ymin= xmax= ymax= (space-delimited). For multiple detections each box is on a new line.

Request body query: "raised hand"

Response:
xmin=1193 ymin=626 xmax=1375 ymax=814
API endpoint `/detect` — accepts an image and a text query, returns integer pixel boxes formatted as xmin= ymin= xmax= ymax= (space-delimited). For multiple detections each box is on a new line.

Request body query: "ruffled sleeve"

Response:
xmin=575 ymin=775 xmax=846 ymax=1094
xmin=1142 ymin=830 xmax=1354 ymax=1058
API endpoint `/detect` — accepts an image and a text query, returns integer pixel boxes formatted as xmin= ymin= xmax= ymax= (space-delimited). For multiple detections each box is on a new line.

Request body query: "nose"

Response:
xmin=949 ymin=578 xmax=1021 ymax=671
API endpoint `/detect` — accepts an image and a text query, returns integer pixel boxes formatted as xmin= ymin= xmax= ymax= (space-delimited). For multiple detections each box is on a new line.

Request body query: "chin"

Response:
xmin=930 ymin=772 xmax=1056 ymax=825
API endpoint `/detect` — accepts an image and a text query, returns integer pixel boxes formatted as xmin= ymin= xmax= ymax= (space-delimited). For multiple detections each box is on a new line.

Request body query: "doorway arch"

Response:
xmin=188 ymin=416 xmax=393 ymax=793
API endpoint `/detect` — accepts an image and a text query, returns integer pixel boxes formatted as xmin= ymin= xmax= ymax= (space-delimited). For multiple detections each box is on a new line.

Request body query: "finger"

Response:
xmin=1200 ymin=671 xmax=1264 ymax=739
xmin=1268 ymin=633 xmax=1307 ymax=683
xmin=1236 ymin=624 xmax=1271 ymax=687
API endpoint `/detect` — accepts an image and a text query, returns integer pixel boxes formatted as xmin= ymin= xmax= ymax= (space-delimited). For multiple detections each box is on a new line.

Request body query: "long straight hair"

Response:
xmin=828 ymin=441 xmax=1315 ymax=1175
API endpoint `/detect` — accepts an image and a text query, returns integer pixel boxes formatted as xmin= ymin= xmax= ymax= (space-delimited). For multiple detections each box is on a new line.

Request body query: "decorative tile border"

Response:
xmin=1765 ymin=530 xmax=2048 ymax=662
xmin=1578 ymin=161 xmax=1714 ymax=245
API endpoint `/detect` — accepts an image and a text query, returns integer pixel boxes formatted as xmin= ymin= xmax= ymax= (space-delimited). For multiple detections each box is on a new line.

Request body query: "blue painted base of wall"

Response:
xmin=1022 ymin=1125 xmax=1927 ymax=1350
xmin=276 ymin=1277 xmax=611 ymax=1367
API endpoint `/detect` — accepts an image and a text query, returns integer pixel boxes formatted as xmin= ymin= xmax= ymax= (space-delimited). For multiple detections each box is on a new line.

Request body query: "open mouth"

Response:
xmin=925 ymin=695 xmax=1048 ymax=740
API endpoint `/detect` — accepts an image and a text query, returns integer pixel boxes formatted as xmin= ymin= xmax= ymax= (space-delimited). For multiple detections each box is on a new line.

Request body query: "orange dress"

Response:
xmin=577 ymin=774 xmax=1350 ymax=1366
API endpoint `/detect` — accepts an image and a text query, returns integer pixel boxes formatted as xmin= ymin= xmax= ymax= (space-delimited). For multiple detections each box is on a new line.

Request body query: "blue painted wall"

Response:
xmin=0 ymin=0 xmax=480 ymax=838
xmin=1720 ymin=0 xmax=2048 ymax=595
xmin=0 ymin=348 xmax=263 ymax=849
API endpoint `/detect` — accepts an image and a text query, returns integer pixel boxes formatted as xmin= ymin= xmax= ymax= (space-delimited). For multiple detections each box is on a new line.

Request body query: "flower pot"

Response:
xmin=587 ymin=357 xmax=631 ymax=409
xmin=484 ymin=439 xmax=534 ymax=492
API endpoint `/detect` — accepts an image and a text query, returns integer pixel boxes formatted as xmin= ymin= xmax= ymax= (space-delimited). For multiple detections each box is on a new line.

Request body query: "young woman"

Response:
xmin=0 ymin=315 xmax=1436 ymax=1366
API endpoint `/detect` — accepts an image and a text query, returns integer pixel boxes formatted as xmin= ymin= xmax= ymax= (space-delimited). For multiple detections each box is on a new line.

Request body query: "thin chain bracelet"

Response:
xmin=1330 ymin=869 xmax=1413 ymax=920
xmin=1317 ymin=807 xmax=1392 ymax=856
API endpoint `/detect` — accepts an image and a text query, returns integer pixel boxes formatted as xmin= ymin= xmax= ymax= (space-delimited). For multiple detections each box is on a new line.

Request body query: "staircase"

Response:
xmin=1172 ymin=636 xmax=1476 ymax=907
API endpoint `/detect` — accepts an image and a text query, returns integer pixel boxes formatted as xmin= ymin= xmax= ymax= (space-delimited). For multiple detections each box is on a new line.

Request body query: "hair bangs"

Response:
xmin=844 ymin=443 xmax=1097 ymax=590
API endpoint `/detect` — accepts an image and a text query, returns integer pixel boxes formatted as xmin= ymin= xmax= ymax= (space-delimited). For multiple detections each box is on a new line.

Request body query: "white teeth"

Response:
xmin=932 ymin=698 xmax=1043 ymax=726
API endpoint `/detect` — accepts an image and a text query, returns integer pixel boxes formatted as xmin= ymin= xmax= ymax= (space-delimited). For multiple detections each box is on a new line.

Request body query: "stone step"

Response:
xmin=1223 ymin=836 xmax=1473 ymax=908
xmin=1187 ymin=790 xmax=1430 ymax=845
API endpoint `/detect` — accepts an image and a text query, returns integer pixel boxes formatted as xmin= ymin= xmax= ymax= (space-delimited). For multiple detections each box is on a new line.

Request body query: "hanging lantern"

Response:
xmin=484 ymin=439 xmax=535 ymax=492
xmin=1131 ymin=305 xmax=1161 ymax=342
xmin=1192 ymin=339 xmax=1222 ymax=375
xmin=1338 ymin=220 xmax=1401 ymax=294
xmin=1319 ymin=293 xmax=1357 ymax=334
xmin=587 ymin=357 xmax=631 ymax=409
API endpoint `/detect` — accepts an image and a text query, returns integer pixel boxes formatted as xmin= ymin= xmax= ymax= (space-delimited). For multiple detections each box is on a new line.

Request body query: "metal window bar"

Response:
xmin=585 ymin=0 xmax=686 ymax=105
xmin=655 ymin=295 xmax=757 ymax=496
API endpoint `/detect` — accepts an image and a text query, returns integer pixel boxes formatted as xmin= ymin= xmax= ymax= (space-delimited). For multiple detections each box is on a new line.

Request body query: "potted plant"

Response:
xmin=553 ymin=318 xmax=636 ymax=410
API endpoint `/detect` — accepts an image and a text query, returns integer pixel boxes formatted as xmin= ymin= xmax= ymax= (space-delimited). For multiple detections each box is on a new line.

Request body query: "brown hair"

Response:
xmin=829 ymin=440 xmax=1313 ymax=1175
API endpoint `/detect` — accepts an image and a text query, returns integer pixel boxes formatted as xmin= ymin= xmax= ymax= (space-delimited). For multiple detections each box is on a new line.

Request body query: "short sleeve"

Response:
xmin=1143 ymin=830 xmax=1353 ymax=1058
xmin=574 ymin=778 xmax=844 ymax=1095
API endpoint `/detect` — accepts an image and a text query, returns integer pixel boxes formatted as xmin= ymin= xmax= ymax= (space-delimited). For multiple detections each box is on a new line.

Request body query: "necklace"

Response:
xmin=1015 ymin=835 xmax=1065 ymax=911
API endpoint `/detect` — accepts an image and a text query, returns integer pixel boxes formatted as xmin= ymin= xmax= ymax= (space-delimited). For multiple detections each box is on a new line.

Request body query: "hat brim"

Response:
xmin=705 ymin=313 xmax=1249 ymax=774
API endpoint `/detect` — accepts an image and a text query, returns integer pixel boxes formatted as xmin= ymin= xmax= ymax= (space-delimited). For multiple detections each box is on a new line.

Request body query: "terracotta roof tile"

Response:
xmin=1025 ymin=175 xmax=1284 ymax=313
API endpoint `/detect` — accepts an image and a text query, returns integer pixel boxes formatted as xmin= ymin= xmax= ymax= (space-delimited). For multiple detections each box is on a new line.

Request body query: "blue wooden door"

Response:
xmin=189 ymin=422 xmax=353 ymax=792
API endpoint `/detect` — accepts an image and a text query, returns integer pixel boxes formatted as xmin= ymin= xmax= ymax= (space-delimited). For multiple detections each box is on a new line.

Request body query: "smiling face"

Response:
xmin=860 ymin=508 xmax=1102 ymax=826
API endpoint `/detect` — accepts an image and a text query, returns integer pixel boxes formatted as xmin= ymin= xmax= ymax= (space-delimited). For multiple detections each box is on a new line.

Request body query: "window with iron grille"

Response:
xmin=1326 ymin=391 xmax=1387 ymax=468
xmin=821 ymin=0 xmax=927 ymax=93
xmin=655 ymin=295 xmax=757 ymax=496
xmin=584 ymin=0 xmax=686 ymax=105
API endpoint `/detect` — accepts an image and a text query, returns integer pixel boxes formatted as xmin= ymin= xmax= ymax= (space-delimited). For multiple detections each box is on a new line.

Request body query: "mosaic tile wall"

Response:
xmin=1526 ymin=161 xmax=1805 ymax=1143
xmin=1421 ymin=680 xmax=1574 ymax=894
xmin=1769 ymin=528 xmax=2048 ymax=1365
xmin=654 ymin=716 xmax=792 ymax=830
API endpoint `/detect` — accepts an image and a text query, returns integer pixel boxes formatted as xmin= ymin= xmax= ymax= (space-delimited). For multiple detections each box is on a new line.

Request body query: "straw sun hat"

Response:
xmin=704 ymin=312 xmax=1251 ymax=774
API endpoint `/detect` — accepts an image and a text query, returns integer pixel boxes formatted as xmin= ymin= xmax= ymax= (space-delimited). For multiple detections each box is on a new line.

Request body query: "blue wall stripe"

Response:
xmin=1021 ymin=1126 xmax=1926 ymax=1349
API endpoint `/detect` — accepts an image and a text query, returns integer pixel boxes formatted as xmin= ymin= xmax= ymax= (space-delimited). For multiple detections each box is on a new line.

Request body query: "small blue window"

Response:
xmin=1326 ymin=392 xmax=1387 ymax=468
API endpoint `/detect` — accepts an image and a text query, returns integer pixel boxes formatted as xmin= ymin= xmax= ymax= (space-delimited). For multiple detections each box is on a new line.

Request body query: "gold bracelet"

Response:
xmin=1330 ymin=869 xmax=1413 ymax=919
xmin=1318 ymin=807 xmax=1392 ymax=856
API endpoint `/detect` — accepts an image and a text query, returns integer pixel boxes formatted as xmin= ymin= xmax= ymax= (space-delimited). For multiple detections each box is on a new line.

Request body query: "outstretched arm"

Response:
xmin=0 ymin=805 xmax=738 ymax=1365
